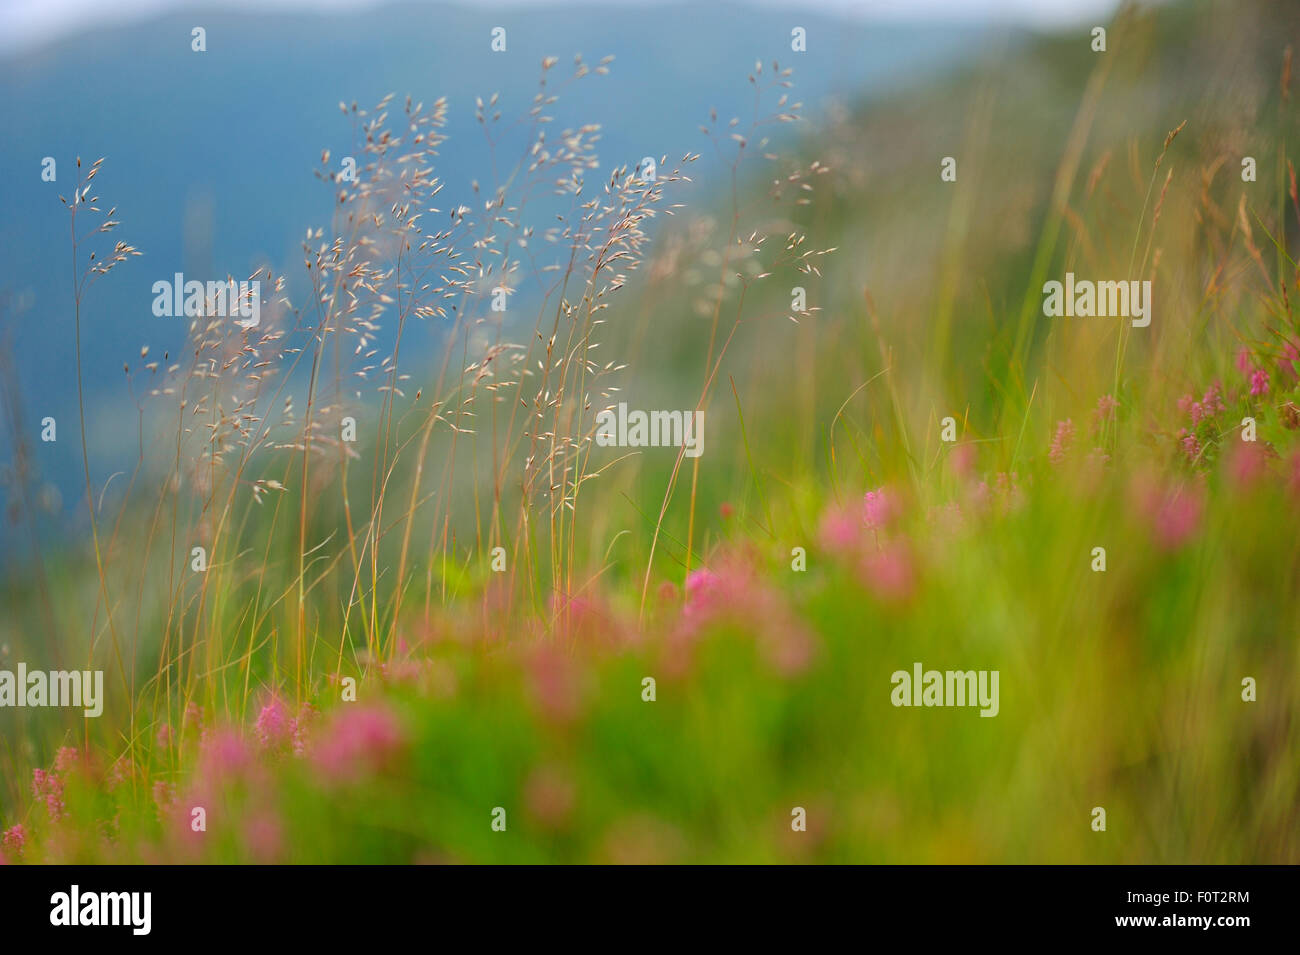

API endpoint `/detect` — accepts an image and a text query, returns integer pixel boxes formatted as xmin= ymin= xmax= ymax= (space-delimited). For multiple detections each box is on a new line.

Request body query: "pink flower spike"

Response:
xmin=255 ymin=697 xmax=291 ymax=750
xmin=861 ymin=487 xmax=896 ymax=530
xmin=1049 ymin=419 xmax=1074 ymax=465
xmin=817 ymin=503 xmax=860 ymax=556
xmin=1 ymin=825 xmax=25 ymax=859
xmin=311 ymin=705 xmax=405 ymax=783
xmin=1153 ymin=489 xmax=1203 ymax=550
xmin=1236 ymin=345 xmax=1252 ymax=375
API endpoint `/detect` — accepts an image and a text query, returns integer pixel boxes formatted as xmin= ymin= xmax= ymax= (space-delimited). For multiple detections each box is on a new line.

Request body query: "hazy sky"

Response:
xmin=2 ymin=0 xmax=1126 ymax=54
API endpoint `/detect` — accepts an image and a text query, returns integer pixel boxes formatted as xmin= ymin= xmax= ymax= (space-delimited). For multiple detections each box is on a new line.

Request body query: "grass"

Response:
xmin=1 ymin=0 xmax=1298 ymax=864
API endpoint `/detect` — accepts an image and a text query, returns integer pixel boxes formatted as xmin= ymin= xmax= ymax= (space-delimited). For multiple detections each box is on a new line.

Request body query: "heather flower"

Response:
xmin=1279 ymin=341 xmax=1299 ymax=383
xmin=861 ymin=542 xmax=916 ymax=603
xmin=1134 ymin=472 xmax=1205 ymax=550
xmin=1250 ymin=367 xmax=1269 ymax=397
xmin=1201 ymin=383 xmax=1225 ymax=416
xmin=45 ymin=791 xmax=65 ymax=821
xmin=32 ymin=767 xmax=65 ymax=820
xmin=682 ymin=560 xmax=767 ymax=621
xmin=197 ymin=730 xmax=252 ymax=784
xmin=1177 ymin=428 xmax=1200 ymax=464
xmin=290 ymin=703 xmax=315 ymax=756
xmin=949 ymin=442 xmax=976 ymax=479
xmin=311 ymin=705 xmax=405 ymax=783
xmin=1228 ymin=442 xmax=1267 ymax=489
xmin=862 ymin=487 xmax=896 ymax=530
xmin=1236 ymin=345 xmax=1252 ymax=375
xmin=1153 ymin=490 xmax=1203 ymax=550
xmin=993 ymin=472 xmax=1024 ymax=512
xmin=106 ymin=758 xmax=129 ymax=792
xmin=817 ymin=502 xmax=860 ymax=555
xmin=1 ymin=825 xmax=25 ymax=860
xmin=1048 ymin=418 xmax=1074 ymax=465
xmin=53 ymin=747 xmax=79 ymax=773
xmin=152 ymin=780 xmax=175 ymax=813
xmin=683 ymin=567 xmax=723 ymax=615
xmin=674 ymin=553 xmax=816 ymax=679
xmin=1085 ymin=447 xmax=1112 ymax=471
xmin=242 ymin=810 xmax=284 ymax=863
xmin=255 ymin=697 xmax=290 ymax=749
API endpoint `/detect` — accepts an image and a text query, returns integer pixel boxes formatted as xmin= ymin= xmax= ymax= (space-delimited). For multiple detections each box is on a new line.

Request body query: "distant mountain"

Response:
xmin=0 ymin=1 xmax=996 ymax=542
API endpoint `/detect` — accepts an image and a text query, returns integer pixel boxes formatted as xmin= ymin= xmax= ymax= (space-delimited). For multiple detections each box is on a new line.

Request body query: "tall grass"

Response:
xmin=2 ymin=0 xmax=1299 ymax=863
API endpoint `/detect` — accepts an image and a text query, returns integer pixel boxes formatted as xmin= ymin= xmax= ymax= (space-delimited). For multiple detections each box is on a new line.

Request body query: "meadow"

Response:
xmin=1 ymin=0 xmax=1298 ymax=864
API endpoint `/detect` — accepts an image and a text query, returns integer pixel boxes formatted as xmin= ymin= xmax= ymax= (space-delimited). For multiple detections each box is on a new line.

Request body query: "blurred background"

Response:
xmin=3 ymin=0 xmax=1299 ymax=864
xmin=0 ymin=0 xmax=1118 ymax=548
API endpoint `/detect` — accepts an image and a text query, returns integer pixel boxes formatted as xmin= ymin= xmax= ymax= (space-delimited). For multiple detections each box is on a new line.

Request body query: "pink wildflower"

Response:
xmin=1048 ymin=418 xmax=1074 ymax=465
xmin=152 ymin=780 xmax=175 ymax=813
xmin=255 ymin=697 xmax=290 ymax=750
xmin=817 ymin=503 xmax=860 ymax=555
xmin=106 ymin=758 xmax=129 ymax=792
xmin=861 ymin=487 xmax=896 ymax=530
xmin=242 ymin=810 xmax=284 ymax=864
xmin=861 ymin=542 xmax=916 ymax=603
xmin=53 ymin=747 xmax=79 ymax=773
xmin=1250 ymin=367 xmax=1270 ymax=397
xmin=949 ymin=442 xmax=976 ymax=479
xmin=1228 ymin=442 xmax=1267 ymax=490
xmin=2 ymin=825 xmax=25 ymax=860
xmin=1201 ymin=383 xmax=1225 ymax=416
xmin=985 ymin=472 xmax=1024 ymax=513
xmin=197 ymin=730 xmax=252 ymax=784
xmin=0 ymin=824 xmax=24 ymax=863
xmin=1236 ymin=345 xmax=1252 ymax=375
xmin=31 ymin=767 xmax=64 ymax=820
xmin=290 ymin=703 xmax=315 ymax=756
xmin=683 ymin=567 xmax=723 ymax=615
xmin=1280 ymin=342 xmax=1300 ymax=383
xmin=1153 ymin=490 xmax=1203 ymax=550
xmin=311 ymin=705 xmax=405 ymax=783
